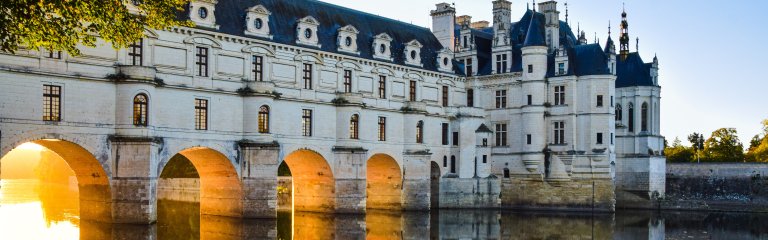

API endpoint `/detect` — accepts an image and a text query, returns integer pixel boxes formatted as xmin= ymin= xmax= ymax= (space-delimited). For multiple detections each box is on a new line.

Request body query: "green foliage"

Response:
xmin=665 ymin=137 xmax=695 ymax=163
xmin=746 ymin=120 xmax=768 ymax=162
xmin=0 ymin=0 xmax=192 ymax=55
xmin=702 ymin=128 xmax=745 ymax=162
xmin=160 ymin=154 xmax=200 ymax=179
xmin=277 ymin=161 xmax=292 ymax=177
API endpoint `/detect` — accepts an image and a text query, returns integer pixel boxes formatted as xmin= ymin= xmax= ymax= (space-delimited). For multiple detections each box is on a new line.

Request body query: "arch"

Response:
xmin=628 ymin=102 xmax=635 ymax=132
xmin=1 ymin=139 xmax=112 ymax=222
xmin=615 ymin=104 xmax=623 ymax=122
xmin=133 ymin=93 xmax=149 ymax=126
xmin=438 ymin=78 xmax=456 ymax=87
xmin=183 ymin=35 xmax=222 ymax=48
xmin=160 ymin=147 xmax=243 ymax=217
xmin=416 ymin=121 xmax=424 ymax=144
xmin=143 ymin=28 xmax=160 ymax=39
xmin=241 ymin=44 xmax=275 ymax=57
xmin=293 ymin=52 xmax=323 ymax=64
xmin=404 ymin=72 xmax=425 ymax=81
xmin=366 ymin=154 xmax=402 ymax=210
xmin=282 ymin=149 xmax=335 ymax=212
xmin=371 ymin=66 xmax=395 ymax=76
xmin=350 ymin=114 xmax=360 ymax=139
xmin=641 ymin=102 xmax=649 ymax=132
xmin=430 ymin=161 xmax=441 ymax=209
xmin=258 ymin=105 xmax=270 ymax=133
xmin=336 ymin=60 xmax=362 ymax=70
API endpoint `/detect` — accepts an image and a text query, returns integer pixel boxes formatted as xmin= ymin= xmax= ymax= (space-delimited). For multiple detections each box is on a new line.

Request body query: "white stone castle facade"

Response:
xmin=0 ymin=0 xmax=664 ymax=223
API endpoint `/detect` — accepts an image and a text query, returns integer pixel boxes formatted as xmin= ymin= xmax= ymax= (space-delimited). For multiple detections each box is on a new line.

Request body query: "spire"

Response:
xmin=523 ymin=11 xmax=546 ymax=47
xmin=565 ymin=1 xmax=569 ymax=24
xmin=608 ymin=20 xmax=612 ymax=35
xmin=636 ymin=37 xmax=639 ymax=52
xmin=619 ymin=4 xmax=630 ymax=59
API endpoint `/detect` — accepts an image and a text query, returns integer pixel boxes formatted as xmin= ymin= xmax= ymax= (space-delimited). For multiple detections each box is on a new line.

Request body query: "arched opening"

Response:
xmin=258 ymin=105 xmax=270 ymax=133
xmin=430 ymin=161 xmax=441 ymax=209
xmin=133 ymin=93 xmax=149 ymax=126
xmin=450 ymin=156 xmax=457 ymax=174
xmin=158 ymin=147 xmax=243 ymax=218
xmin=615 ymin=104 xmax=623 ymax=122
xmin=628 ymin=102 xmax=635 ymax=132
xmin=641 ymin=102 xmax=649 ymax=132
xmin=366 ymin=154 xmax=402 ymax=210
xmin=281 ymin=149 xmax=335 ymax=212
xmin=0 ymin=139 xmax=111 ymax=239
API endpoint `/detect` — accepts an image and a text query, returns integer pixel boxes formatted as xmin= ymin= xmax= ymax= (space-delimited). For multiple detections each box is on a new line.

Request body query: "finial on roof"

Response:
xmin=608 ymin=20 xmax=612 ymax=35
xmin=594 ymin=32 xmax=598 ymax=44
xmin=565 ymin=1 xmax=569 ymax=24
xmin=527 ymin=2 xmax=530 ymax=10
xmin=636 ymin=37 xmax=639 ymax=52
xmin=533 ymin=0 xmax=536 ymax=12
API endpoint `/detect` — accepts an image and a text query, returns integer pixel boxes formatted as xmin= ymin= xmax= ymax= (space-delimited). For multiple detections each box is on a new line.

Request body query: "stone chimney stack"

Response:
xmin=431 ymin=3 xmax=456 ymax=51
xmin=538 ymin=1 xmax=560 ymax=52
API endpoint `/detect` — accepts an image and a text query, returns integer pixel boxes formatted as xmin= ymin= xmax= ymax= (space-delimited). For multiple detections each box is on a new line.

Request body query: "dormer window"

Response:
xmin=296 ymin=16 xmax=320 ymax=48
xmin=373 ymin=33 xmax=393 ymax=61
xmin=337 ymin=25 xmax=359 ymax=55
xmin=404 ymin=40 xmax=423 ymax=67
xmin=244 ymin=5 xmax=272 ymax=39
xmin=436 ymin=48 xmax=454 ymax=73
xmin=189 ymin=0 xmax=219 ymax=30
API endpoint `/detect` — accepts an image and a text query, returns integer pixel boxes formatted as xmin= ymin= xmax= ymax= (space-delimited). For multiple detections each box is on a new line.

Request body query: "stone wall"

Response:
xmin=438 ymin=177 xmax=500 ymax=208
xmin=157 ymin=178 xmax=200 ymax=202
xmin=500 ymin=178 xmax=616 ymax=211
xmin=662 ymin=163 xmax=768 ymax=212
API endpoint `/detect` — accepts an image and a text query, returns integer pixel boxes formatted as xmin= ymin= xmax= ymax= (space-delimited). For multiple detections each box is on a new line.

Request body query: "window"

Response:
xmin=47 ymin=49 xmax=62 ymax=59
xmin=463 ymin=36 xmax=468 ymax=49
xmin=198 ymin=7 xmax=208 ymax=19
xmin=378 ymin=117 xmax=386 ymax=141
xmin=527 ymin=64 xmax=533 ymax=73
xmin=258 ymin=105 xmax=270 ymax=133
xmin=253 ymin=55 xmax=264 ymax=81
xmin=611 ymin=133 xmax=615 ymax=145
xmin=301 ymin=109 xmax=313 ymax=136
xmin=450 ymin=156 xmax=456 ymax=173
xmin=443 ymin=156 xmax=448 ymax=167
xmin=558 ymin=62 xmax=565 ymax=75
xmin=496 ymin=54 xmax=508 ymax=73
xmin=597 ymin=95 xmax=604 ymax=107
xmin=495 ymin=90 xmax=507 ymax=109
xmin=303 ymin=63 xmax=313 ymax=89
xmin=133 ymin=94 xmax=148 ymax=126
xmin=503 ymin=168 xmax=510 ymax=178
xmin=527 ymin=134 xmax=532 ymax=145
xmin=616 ymin=104 xmax=623 ymax=121
xmin=467 ymin=89 xmax=474 ymax=107
xmin=554 ymin=86 xmax=565 ymax=105
xmin=482 ymin=155 xmax=487 ymax=164
xmin=611 ymin=96 xmax=614 ymax=107
xmin=441 ymin=123 xmax=449 ymax=145
xmin=194 ymin=99 xmax=208 ymax=130
xmin=344 ymin=70 xmax=353 ymax=93
xmin=129 ymin=39 xmax=143 ymax=66
xmin=195 ymin=47 xmax=209 ymax=77
xmin=42 ymin=85 xmax=61 ymax=121
xmin=597 ymin=133 xmax=604 ymax=145
xmin=416 ymin=121 xmax=424 ymax=143
xmin=442 ymin=86 xmax=449 ymax=107
xmin=466 ymin=59 xmax=473 ymax=77
xmin=495 ymin=124 xmax=508 ymax=146
xmin=482 ymin=138 xmax=488 ymax=146
xmin=409 ymin=81 xmax=417 ymax=101
xmin=378 ymin=76 xmax=386 ymax=99
xmin=349 ymin=114 xmax=360 ymax=139
xmin=527 ymin=95 xmax=533 ymax=106
xmin=641 ymin=102 xmax=649 ymax=132
xmin=628 ymin=103 xmax=635 ymax=132
xmin=453 ymin=132 xmax=459 ymax=146
xmin=553 ymin=121 xmax=565 ymax=144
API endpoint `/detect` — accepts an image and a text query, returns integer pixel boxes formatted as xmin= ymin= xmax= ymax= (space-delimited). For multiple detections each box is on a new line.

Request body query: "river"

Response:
xmin=1 ymin=179 xmax=766 ymax=239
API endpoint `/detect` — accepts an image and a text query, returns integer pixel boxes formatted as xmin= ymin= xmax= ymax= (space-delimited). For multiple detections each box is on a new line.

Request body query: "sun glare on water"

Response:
xmin=0 ymin=202 xmax=79 ymax=240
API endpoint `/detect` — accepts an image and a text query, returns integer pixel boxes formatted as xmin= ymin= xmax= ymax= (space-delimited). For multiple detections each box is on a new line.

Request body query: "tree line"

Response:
xmin=665 ymin=119 xmax=768 ymax=163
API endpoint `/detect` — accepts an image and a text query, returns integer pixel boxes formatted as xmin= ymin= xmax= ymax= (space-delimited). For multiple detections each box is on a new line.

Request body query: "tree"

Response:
xmin=665 ymin=137 xmax=695 ymax=163
xmin=688 ymin=132 xmax=705 ymax=163
xmin=0 ymin=0 xmax=191 ymax=55
xmin=702 ymin=128 xmax=745 ymax=162
xmin=746 ymin=119 xmax=768 ymax=162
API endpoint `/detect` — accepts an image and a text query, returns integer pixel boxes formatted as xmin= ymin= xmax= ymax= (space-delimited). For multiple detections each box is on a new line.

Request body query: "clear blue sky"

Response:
xmin=324 ymin=0 xmax=768 ymax=146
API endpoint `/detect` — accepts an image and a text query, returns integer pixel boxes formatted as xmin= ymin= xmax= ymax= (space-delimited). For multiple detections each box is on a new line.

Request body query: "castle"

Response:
xmin=0 ymin=0 xmax=665 ymax=223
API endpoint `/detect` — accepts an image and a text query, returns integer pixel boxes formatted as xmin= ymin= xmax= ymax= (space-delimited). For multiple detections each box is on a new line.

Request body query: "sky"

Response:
xmin=323 ymin=0 xmax=768 ymax=147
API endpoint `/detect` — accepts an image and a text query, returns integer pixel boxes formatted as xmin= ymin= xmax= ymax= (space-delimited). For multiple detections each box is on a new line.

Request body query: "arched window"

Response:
xmin=416 ymin=121 xmax=424 ymax=143
xmin=349 ymin=114 xmax=359 ymax=139
xmin=443 ymin=156 xmax=448 ymax=167
xmin=450 ymin=156 xmax=456 ymax=173
xmin=628 ymin=103 xmax=635 ymax=132
xmin=641 ymin=102 xmax=649 ymax=132
xmin=258 ymin=105 xmax=270 ymax=133
xmin=133 ymin=94 xmax=148 ymax=126
xmin=615 ymin=104 xmax=623 ymax=122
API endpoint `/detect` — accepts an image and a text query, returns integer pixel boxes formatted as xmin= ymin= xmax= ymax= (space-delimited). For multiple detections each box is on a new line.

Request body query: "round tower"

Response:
xmin=520 ymin=13 xmax=549 ymax=175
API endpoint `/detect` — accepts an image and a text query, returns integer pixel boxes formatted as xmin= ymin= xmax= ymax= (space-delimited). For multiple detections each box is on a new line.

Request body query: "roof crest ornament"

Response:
xmin=565 ymin=1 xmax=569 ymax=24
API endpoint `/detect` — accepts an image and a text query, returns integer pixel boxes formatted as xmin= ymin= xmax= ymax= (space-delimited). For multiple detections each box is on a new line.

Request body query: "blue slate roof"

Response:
xmin=616 ymin=52 xmax=654 ymax=87
xmin=191 ymin=0 xmax=446 ymax=72
xmin=523 ymin=13 xmax=547 ymax=47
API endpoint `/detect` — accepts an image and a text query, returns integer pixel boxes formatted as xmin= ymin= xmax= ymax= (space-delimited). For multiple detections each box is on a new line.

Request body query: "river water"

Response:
xmin=1 ymin=179 xmax=767 ymax=240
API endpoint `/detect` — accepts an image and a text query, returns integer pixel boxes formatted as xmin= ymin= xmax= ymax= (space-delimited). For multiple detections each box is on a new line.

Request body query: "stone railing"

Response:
xmin=402 ymin=100 xmax=427 ymax=113
xmin=116 ymin=65 xmax=157 ymax=81
xmin=335 ymin=92 xmax=363 ymax=105
xmin=248 ymin=80 xmax=275 ymax=93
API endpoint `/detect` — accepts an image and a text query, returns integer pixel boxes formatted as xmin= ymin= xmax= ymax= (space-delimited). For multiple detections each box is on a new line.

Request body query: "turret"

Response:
xmin=522 ymin=13 xmax=548 ymax=81
xmin=538 ymin=1 xmax=560 ymax=52
xmin=651 ymin=55 xmax=659 ymax=85
xmin=431 ymin=3 xmax=456 ymax=51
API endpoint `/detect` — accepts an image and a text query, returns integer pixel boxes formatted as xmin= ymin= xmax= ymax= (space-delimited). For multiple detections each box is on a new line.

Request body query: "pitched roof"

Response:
xmin=523 ymin=13 xmax=547 ymax=47
xmin=616 ymin=52 xmax=654 ymax=87
xmin=476 ymin=124 xmax=493 ymax=133
xmin=192 ymin=0 xmax=446 ymax=72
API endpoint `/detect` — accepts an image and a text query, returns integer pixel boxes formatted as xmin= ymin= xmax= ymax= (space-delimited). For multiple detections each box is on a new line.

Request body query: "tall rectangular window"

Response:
xmin=597 ymin=95 xmax=604 ymax=107
xmin=343 ymin=70 xmax=353 ymax=93
xmin=409 ymin=80 xmax=417 ymax=101
xmin=378 ymin=76 xmax=387 ymax=99
xmin=611 ymin=133 xmax=615 ymax=145
xmin=252 ymin=55 xmax=264 ymax=81
xmin=553 ymin=121 xmax=565 ymax=145
xmin=597 ymin=133 xmax=604 ymax=145
xmin=129 ymin=39 xmax=143 ymax=66
xmin=482 ymin=155 xmax=487 ymax=164
xmin=452 ymin=132 xmax=459 ymax=146
xmin=302 ymin=109 xmax=313 ymax=137
xmin=495 ymin=124 xmax=508 ymax=146
xmin=441 ymin=123 xmax=449 ymax=145
xmin=42 ymin=85 xmax=61 ymax=122
xmin=303 ymin=64 xmax=313 ymax=89
xmin=442 ymin=86 xmax=449 ymax=107
xmin=527 ymin=64 xmax=533 ymax=73
xmin=527 ymin=95 xmax=533 ymax=106
xmin=554 ymin=86 xmax=565 ymax=105
xmin=558 ymin=62 xmax=565 ymax=75
xmin=467 ymin=89 xmax=474 ymax=107
xmin=496 ymin=54 xmax=508 ymax=73
xmin=466 ymin=58 xmax=473 ymax=77
xmin=495 ymin=90 xmax=507 ymax=109
xmin=47 ymin=49 xmax=62 ymax=59
xmin=378 ymin=117 xmax=386 ymax=141
xmin=195 ymin=47 xmax=209 ymax=77
xmin=527 ymin=134 xmax=532 ymax=145
xmin=194 ymin=99 xmax=208 ymax=130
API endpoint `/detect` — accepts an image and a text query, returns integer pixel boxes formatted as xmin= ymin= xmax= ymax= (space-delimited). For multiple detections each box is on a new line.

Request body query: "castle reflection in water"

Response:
xmin=1 ymin=180 xmax=768 ymax=240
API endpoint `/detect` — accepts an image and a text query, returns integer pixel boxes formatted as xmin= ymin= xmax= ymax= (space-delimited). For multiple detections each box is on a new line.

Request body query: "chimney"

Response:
xmin=431 ymin=3 xmax=456 ymax=51
xmin=538 ymin=1 xmax=560 ymax=51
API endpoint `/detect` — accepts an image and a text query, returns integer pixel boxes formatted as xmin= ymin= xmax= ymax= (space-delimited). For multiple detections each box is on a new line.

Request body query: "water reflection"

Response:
xmin=3 ymin=179 xmax=768 ymax=239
